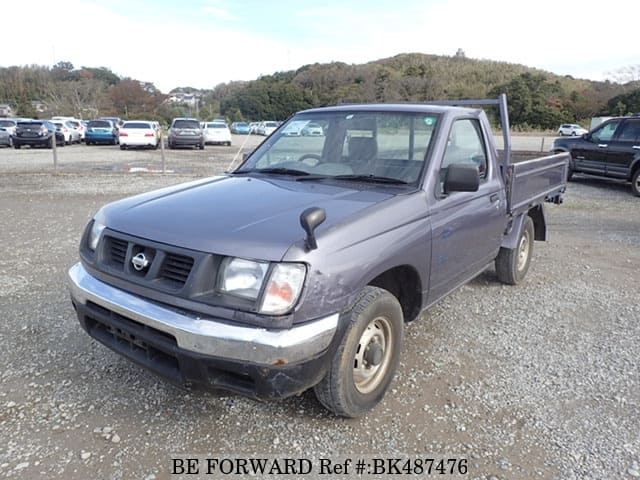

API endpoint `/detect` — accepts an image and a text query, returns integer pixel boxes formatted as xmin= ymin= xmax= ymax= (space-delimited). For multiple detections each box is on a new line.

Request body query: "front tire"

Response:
xmin=631 ymin=169 xmax=640 ymax=197
xmin=495 ymin=216 xmax=534 ymax=285
xmin=314 ymin=286 xmax=403 ymax=417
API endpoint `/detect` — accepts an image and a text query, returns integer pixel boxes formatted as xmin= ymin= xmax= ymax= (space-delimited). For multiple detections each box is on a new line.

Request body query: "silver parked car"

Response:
xmin=0 ymin=127 xmax=12 ymax=147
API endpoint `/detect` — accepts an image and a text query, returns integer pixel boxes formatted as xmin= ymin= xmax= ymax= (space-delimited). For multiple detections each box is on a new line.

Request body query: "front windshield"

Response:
xmin=237 ymin=110 xmax=439 ymax=184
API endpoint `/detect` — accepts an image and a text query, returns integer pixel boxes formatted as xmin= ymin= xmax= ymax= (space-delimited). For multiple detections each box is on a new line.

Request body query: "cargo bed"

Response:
xmin=506 ymin=152 xmax=569 ymax=215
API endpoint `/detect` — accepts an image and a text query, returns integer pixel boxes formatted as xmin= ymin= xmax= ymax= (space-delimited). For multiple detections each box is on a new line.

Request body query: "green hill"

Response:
xmin=1 ymin=54 xmax=638 ymax=129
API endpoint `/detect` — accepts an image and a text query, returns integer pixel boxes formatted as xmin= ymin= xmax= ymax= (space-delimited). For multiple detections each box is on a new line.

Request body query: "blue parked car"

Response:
xmin=86 ymin=120 xmax=118 ymax=145
xmin=230 ymin=122 xmax=251 ymax=135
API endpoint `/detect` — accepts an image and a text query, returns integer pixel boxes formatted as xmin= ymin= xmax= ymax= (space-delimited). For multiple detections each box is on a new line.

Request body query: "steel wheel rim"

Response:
xmin=517 ymin=229 xmax=530 ymax=272
xmin=634 ymin=175 xmax=640 ymax=192
xmin=353 ymin=316 xmax=394 ymax=394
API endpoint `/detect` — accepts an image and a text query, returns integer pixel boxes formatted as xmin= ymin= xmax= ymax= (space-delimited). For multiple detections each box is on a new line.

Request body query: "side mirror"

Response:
xmin=300 ymin=207 xmax=326 ymax=251
xmin=443 ymin=163 xmax=480 ymax=194
xmin=582 ymin=133 xmax=589 ymax=140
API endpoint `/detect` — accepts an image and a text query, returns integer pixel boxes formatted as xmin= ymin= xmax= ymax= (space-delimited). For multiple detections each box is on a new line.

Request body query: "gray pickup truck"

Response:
xmin=68 ymin=95 xmax=568 ymax=417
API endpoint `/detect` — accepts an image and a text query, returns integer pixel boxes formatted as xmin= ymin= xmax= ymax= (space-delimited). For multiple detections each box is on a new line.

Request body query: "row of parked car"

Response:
xmin=0 ymin=117 xmax=244 ymax=150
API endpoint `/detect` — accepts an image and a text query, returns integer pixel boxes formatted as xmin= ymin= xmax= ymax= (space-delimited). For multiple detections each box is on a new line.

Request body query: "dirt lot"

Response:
xmin=0 ymin=140 xmax=638 ymax=480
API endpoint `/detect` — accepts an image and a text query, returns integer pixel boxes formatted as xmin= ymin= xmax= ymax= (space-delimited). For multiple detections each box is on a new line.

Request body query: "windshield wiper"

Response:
xmin=332 ymin=174 xmax=409 ymax=185
xmin=235 ymin=167 xmax=311 ymax=176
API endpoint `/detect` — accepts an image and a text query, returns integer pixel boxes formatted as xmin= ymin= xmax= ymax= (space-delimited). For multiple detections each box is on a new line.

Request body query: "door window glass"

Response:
xmin=591 ymin=120 xmax=621 ymax=142
xmin=439 ymin=118 xmax=487 ymax=187
xmin=617 ymin=119 xmax=640 ymax=142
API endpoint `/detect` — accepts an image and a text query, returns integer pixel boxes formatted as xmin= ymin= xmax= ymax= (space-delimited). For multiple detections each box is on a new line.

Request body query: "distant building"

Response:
xmin=166 ymin=92 xmax=201 ymax=108
xmin=31 ymin=100 xmax=47 ymax=113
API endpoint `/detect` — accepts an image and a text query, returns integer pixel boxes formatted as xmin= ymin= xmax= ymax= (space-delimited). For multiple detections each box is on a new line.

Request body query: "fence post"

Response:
xmin=52 ymin=131 xmax=58 ymax=173
xmin=540 ymin=137 xmax=545 ymax=152
xmin=160 ymin=131 xmax=166 ymax=174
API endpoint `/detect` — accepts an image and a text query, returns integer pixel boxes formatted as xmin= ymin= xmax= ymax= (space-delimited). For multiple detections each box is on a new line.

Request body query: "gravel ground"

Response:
xmin=0 ymin=145 xmax=638 ymax=480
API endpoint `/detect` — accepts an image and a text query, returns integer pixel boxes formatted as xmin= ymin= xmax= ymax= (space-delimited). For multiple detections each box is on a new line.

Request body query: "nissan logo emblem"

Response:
xmin=131 ymin=252 xmax=150 ymax=271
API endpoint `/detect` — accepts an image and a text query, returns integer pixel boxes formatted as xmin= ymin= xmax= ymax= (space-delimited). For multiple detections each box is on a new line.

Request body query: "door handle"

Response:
xmin=598 ymin=144 xmax=608 ymax=148
xmin=633 ymin=146 xmax=640 ymax=150
xmin=490 ymin=193 xmax=500 ymax=203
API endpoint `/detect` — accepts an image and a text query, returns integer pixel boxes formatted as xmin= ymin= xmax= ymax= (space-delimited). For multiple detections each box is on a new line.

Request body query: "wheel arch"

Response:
xmin=629 ymin=157 xmax=640 ymax=180
xmin=501 ymin=206 xmax=546 ymax=249
xmin=367 ymin=265 xmax=422 ymax=323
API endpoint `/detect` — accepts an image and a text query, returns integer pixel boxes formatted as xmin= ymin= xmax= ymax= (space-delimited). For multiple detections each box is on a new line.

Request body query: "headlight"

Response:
xmin=88 ymin=221 xmax=106 ymax=251
xmin=218 ymin=258 xmax=306 ymax=314
xmin=218 ymin=257 xmax=268 ymax=300
xmin=259 ymin=263 xmax=306 ymax=315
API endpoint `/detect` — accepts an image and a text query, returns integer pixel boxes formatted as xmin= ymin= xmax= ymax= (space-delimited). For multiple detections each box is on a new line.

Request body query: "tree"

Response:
xmin=490 ymin=73 xmax=565 ymax=128
xmin=606 ymin=88 xmax=640 ymax=116
xmin=109 ymin=79 xmax=166 ymax=118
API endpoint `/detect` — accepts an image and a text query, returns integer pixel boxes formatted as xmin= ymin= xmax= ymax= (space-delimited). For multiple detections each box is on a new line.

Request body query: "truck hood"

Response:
xmin=99 ymin=175 xmax=394 ymax=260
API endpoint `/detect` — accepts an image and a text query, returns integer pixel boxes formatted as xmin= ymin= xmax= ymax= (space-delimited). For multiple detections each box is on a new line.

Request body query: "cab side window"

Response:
xmin=617 ymin=119 xmax=640 ymax=142
xmin=439 ymin=118 xmax=487 ymax=187
xmin=591 ymin=120 xmax=621 ymax=142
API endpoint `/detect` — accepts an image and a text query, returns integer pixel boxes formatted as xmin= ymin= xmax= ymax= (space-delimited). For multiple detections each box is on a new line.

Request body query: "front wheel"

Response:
xmin=631 ymin=169 xmax=640 ymax=197
xmin=495 ymin=216 xmax=534 ymax=285
xmin=314 ymin=286 xmax=403 ymax=417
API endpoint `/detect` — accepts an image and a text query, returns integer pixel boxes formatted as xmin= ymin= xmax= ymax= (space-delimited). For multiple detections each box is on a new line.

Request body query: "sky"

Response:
xmin=3 ymin=0 xmax=639 ymax=93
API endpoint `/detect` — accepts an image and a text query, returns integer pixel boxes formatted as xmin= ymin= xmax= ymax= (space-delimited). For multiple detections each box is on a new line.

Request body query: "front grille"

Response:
xmin=99 ymin=232 xmax=197 ymax=290
xmin=110 ymin=238 xmax=128 ymax=266
xmin=161 ymin=253 xmax=194 ymax=286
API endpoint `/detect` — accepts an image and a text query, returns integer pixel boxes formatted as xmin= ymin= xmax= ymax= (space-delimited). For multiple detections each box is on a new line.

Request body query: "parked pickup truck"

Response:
xmin=68 ymin=95 xmax=568 ymax=417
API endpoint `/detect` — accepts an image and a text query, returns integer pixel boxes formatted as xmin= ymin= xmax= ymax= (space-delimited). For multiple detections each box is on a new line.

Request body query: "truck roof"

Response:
xmin=299 ymin=103 xmax=482 ymax=116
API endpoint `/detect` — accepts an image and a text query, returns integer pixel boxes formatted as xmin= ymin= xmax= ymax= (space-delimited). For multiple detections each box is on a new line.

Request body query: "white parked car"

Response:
xmin=557 ymin=124 xmax=588 ymax=136
xmin=258 ymin=121 xmax=278 ymax=136
xmin=301 ymin=122 xmax=324 ymax=136
xmin=203 ymin=122 xmax=232 ymax=146
xmin=67 ymin=120 xmax=86 ymax=140
xmin=118 ymin=121 xmax=160 ymax=150
xmin=0 ymin=119 xmax=17 ymax=137
xmin=52 ymin=120 xmax=81 ymax=144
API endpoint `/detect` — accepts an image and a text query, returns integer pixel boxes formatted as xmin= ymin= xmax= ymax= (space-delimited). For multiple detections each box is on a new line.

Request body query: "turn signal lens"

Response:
xmin=259 ymin=263 xmax=306 ymax=315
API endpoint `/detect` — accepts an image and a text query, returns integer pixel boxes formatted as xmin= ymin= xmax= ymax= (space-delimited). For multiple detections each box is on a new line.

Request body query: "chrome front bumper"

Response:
xmin=67 ymin=263 xmax=339 ymax=366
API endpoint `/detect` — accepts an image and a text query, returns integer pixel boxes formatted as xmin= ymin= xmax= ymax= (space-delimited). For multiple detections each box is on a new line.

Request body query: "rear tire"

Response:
xmin=495 ymin=216 xmax=534 ymax=285
xmin=314 ymin=286 xmax=403 ymax=417
xmin=631 ymin=169 xmax=640 ymax=197
xmin=120 ymin=145 xmax=126 ymax=150
xmin=14 ymin=144 xmax=20 ymax=149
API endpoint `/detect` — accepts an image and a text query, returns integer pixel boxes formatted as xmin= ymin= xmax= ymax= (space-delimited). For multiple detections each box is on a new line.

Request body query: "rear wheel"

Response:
xmin=567 ymin=165 xmax=574 ymax=181
xmin=631 ymin=169 xmax=640 ymax=197
xmin=14 ymin=144 xmax=20 ymax=149
xmin=495 ymin=216 xmax=534 ymax=285
xmin=120 ymin=145 xmax=126 ymax=150
xmin=314 ymin=286 xmax=403 ymax=417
